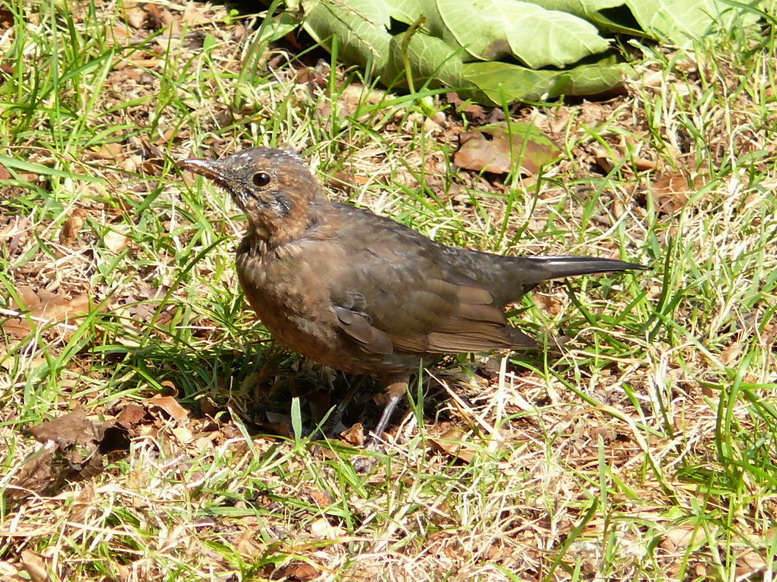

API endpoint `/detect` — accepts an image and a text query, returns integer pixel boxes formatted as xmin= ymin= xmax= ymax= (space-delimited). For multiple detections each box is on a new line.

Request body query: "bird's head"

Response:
xmin=180 ymin=147 xmax=327 ymax=245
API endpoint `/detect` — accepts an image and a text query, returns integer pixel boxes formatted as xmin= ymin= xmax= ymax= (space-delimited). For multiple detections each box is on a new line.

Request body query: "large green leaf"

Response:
xmin=383 ymin=30 xmax=467 ymax=89
xmin=295 ymin=0 xmax=766 ymax=106
xmin=302 ymin=0 xmax=393 ymax=72
xmin=526 ymin=0 xmax=763 ymax=43
xmin=429 ymin=0 xmax=611 ymax=68
xmin=462 ymin=55 xmax=632 ymax=103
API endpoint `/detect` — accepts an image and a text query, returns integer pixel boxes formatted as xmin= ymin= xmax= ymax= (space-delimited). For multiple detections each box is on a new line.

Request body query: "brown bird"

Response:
xmin=180 ymin=148 xmax=645 ymax=439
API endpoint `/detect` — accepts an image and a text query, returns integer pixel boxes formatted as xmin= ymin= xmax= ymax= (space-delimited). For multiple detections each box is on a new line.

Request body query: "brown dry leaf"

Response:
xmin=295 ymin=66 xmax=329 ymax=90
xmin=308 ymin=487 xmax=334 ymax=507
xmin=429 ymin=427 xmax=477 ymax=463
xmin=720 ymin=340 xmax=743 ymax=365
xmin=108 ymin=20 xmax=133 ymax=41
xmin=0 ymin=215 xmax=31 ymax=256
xmin=234 ymin=528 xmax=264 ymax=557
xmin=25 ymin=408 xmax=130 ymax=489
xmin=339 ymin=422 xmax=365 ymax=447
xmin=171 ymin=426 xmax=195 ymax=444
xmin=145 ymin=3 xmax=165 ymax=30
xmin=3 ymin=445 xmax=57 ymax=503
xmin=0 ymin=7 xmax=13 ymax=29
xmin=0 ymin=215 xmax=28 ymax=239
xmin=660 ymin=524 xmax=708 ymax=553
xmin=327 ymin=170 xmax=368 ymax=196
xmin=337 ymin=84 xmax=386 ymax=119
xmin=2 ymin=289 xmax=93 ymax=338
xmin=69 ymin=483 xmax=96 ymax=523
xmin=273 ymin=561 xmax=320 ymax=581
xmin=0 ymin=162 xmax=10 ymax=180
xmin=29 ymin=408 xmax=103 ymax=445
xmin=90 ymin=142 xmax=123 ymax=160
xmin=120 ymin=2 xmax=147 ymax=29
xmin=59 ymin=208 xmax=87 ymax=246
xmin=181 ymin=3 xmax=218 ymax=26
xmin=116 ymin=403 xmax=149 ymax=428
xmin=735 ymin=549 xmax=767 ymax=577
xmin=592 ymin=134 xmax=656 ymax=174
xmin=148 ymin=395 xmax=190 ymax=423
xmin=454 ymin=122 xmax=560 ymax=175
xmin=20 ymin=550 xmax=50 ymax=582
xmin=649 ymin=172 xmax=706 ymax=214
xmin=125 ymin=469 xmax=149 ymax=490
xmin=533 ymin=292 xmax=563 ymax=316
xmin=592 ymin=147 xmax=615 ymax=173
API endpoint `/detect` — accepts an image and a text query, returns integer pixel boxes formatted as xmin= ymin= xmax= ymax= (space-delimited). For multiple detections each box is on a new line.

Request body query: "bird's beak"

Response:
xmin=178 ymin=158 xmax=225 ymax=181
xmin=179 ymin=157 xmax=249 ymax=212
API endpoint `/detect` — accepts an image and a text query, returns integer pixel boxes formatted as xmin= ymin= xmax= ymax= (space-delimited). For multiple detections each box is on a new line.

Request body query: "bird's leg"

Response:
xmin=370 ymin=373 xmax=410 ymax=440
xmin=320 ymin=376 xmax=364 ymax=437
xmin=351 ymin=373 xmax=410 ymax=472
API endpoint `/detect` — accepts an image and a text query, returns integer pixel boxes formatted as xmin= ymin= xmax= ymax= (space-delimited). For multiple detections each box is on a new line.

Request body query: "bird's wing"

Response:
xmin=325 ymin=209 xmax=535 ymax=356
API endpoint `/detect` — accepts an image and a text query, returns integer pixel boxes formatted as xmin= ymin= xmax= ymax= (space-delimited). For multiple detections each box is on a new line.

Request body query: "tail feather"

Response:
xmin=525 ymin=255 xmax=647 ymax=284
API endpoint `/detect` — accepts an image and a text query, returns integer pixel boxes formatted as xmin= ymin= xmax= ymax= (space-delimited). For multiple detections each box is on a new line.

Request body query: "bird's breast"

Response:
xmin=234 ymin=236 xmax=420 ymax=375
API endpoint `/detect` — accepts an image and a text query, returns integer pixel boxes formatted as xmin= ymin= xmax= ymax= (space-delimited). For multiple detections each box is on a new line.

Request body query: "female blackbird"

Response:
xmin=180 ymin=148 xmax=645 ymax=438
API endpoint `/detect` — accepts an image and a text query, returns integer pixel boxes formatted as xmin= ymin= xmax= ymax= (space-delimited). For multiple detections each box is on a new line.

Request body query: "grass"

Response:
xmin=1 ymin=1 xmax=776 ymax=580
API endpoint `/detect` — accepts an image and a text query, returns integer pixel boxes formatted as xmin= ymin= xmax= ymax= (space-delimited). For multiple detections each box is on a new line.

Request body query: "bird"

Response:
xmin=179 ymin=147 xmax=645 ymax=440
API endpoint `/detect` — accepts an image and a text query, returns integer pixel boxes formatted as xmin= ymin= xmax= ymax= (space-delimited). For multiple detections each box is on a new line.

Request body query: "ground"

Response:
xmin=0 ymin=2 xmax=775 ymax=581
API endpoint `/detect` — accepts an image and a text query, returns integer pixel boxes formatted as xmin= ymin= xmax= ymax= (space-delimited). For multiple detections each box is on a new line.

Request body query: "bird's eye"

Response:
xmin=252 ymin=172 xmax=271 ymax=187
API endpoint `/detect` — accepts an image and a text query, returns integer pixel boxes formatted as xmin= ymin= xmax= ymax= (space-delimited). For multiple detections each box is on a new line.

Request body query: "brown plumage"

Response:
xmin=180 ymin=148 xmax=645 ymax=438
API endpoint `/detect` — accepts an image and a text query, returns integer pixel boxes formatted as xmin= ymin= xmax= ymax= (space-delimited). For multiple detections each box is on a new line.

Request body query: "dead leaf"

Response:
xmin=309 ymin=517 xmax=343 ymax=540
xmin=29 ymin=408 xmax=103 ymax=445
xmin=735 ymin=549 xmax=767 ymax=577
xmin=660 ymin=524 xmax=709 ymax=553
xmin=20 ymin=408 xmax=130 ymax=494
xmin=533 ymin=293 xmax=563 ymax=316
xmin=3 ymin=445 xmax=57 ymax=503
xmin=116 ymin=404 xmax=149 ymax=428
xmin=272 ymin=561 xmax=320 ymax=581
xmin=59 ymin=208 xmax=87 ymax=246
xmin=145 ymin=3 xmax=165 ymax=30
xmin=104 ymin=228 xmax=129 ymax=253
xmin=591 ymin=134 xmax=656 ymax=174
xmin=454 ymin=122 xmax=560 ymax=175
xmin=181 ymin=3 xmax=220 ymax=26
xmin=90 ymin=143 xmax=123 ymax=160
xmin=1 ymin=289 xmax=93 ymax=338
xmin=69 ymin=483 xmax=96 ymax=523
xmin=649 ymin=172 xmax=705 ymax=214
xmin=308 ymin=487 xmax=334 ymax=507
xmin=120 ymin=2 xmax=147 ymax=29
xmin=337 ymin=84 xmax=386 ymax=119
xmin=233 ymin=528 xmax=264 ymax=557
xmin=339 ymin=422 xmax=365 ymax=447
xmin=148 ymin=395 xmax=190 ymax=423
xmin=429 ymin=427 xmax=477 ymax=463
xmin=20 ymin=550 xmax=50 ymax=582
xmin=327 ymin=171 xmax=367 ymax=196
xmin=720 ymin=340 xmax=743 ymax=365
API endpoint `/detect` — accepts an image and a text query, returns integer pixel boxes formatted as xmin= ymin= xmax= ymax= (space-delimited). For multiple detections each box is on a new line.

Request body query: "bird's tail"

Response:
xmin=522 ymin=255 xmax=647 ymax=285
xmin=444 ymin=247 xmax=646 ymax=304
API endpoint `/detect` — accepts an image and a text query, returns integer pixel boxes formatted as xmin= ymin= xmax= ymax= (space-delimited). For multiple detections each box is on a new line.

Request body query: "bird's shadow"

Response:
xmin=104 ymin=338 xmax=390 ymax=437
xmin=102 ymin=335 xmax=554 ymax=440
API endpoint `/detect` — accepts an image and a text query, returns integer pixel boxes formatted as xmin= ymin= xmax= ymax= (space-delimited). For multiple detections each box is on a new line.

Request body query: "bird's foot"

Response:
xmin=352 ymin=435 xmax=387 ymax=473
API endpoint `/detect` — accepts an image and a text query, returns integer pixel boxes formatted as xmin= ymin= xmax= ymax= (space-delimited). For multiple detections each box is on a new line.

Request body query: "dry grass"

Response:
xmin=1 ymin=1 xmax=775 ymax=581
